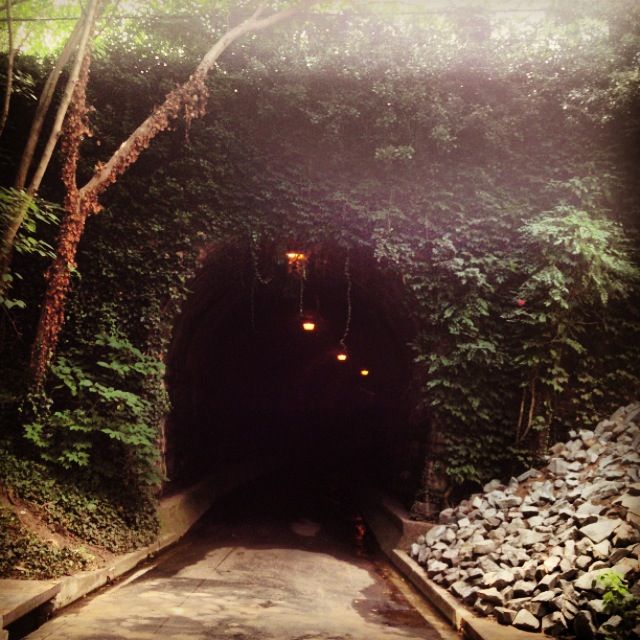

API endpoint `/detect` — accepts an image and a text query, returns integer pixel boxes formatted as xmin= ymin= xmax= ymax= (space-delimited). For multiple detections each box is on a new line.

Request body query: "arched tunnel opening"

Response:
xmin=164 ymin=242 xmax=427 ymax=511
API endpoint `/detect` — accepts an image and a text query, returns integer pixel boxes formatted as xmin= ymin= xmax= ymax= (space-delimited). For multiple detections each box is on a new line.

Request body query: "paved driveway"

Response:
xmin=26 ymin=474 xmax=457 ymax=640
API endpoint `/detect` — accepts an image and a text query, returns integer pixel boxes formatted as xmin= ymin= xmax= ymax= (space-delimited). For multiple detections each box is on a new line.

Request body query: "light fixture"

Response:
xmin=360 ymin=369 xmax=370 ymax=377
xmin=336 ymin=352 xmax=348 ymax=362
xmin=286 ymin=251 xmax=308 ymax=276
xmin=302 ymin=320 xmax=316 ymax=332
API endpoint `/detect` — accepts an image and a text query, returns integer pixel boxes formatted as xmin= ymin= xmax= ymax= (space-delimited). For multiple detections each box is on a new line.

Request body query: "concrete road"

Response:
xmin=26 ymin=473 xmax=458 ymax=640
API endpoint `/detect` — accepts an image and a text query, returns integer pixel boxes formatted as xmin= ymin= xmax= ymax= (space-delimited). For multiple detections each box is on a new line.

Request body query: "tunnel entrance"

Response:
xmin=164 ymin=242 xmax=425 ymax=506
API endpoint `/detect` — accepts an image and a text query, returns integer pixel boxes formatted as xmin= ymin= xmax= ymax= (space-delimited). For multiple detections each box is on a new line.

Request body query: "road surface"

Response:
xmin=26 ymin=472 xmax=458 ymax=640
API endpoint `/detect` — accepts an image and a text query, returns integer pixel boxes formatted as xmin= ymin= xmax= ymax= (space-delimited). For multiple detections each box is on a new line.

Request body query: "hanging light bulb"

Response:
xmin=360 ymin=369 xmax=370 ymax=377
xmin=302 ymin=320 xmax=316 ymax=332
xmin=336 ymin=352 xmax=348 ymax=362
xmin=286 ymin=251 xmax=308 ymax=275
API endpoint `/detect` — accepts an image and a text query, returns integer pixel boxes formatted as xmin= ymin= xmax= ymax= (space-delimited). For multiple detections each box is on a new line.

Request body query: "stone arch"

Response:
xmin=163 ymin=239 xmax=435 ymax=508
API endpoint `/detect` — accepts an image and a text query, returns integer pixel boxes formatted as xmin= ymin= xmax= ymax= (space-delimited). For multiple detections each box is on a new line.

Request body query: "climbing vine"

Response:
xmin=0 ymin=1 xmax=638 ymax=564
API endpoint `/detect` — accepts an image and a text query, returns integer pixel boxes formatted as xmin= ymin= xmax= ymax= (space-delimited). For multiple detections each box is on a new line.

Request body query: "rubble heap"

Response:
xmin=409 ymin=403 xmax=640 ymax=638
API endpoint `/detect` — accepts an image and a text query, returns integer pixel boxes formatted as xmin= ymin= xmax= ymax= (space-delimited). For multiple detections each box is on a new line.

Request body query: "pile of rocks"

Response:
xmin=410 ymin=403 xmax=640 ymax=638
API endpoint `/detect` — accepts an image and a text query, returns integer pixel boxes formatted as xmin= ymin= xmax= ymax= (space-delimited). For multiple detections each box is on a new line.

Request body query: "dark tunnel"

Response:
xmin=164 ymin=243 xmax=426 ymax=505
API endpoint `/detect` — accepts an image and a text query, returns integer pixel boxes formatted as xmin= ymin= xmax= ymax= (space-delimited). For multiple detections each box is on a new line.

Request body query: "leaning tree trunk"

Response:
xmin=0 ymin=0 xmax=102 ymax=293
xmin=0 ymin=0 xmax=15 ymax=138
xmin=30 ymin=2 xmax=314 ymax=389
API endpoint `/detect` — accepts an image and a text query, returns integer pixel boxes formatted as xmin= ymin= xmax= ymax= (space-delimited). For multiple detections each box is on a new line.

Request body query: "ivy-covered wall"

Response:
xmin=1 ymin=2 xmax=639 ymax=546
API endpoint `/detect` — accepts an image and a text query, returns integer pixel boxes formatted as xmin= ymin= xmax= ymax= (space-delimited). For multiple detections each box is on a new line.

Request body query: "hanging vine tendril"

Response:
xmin=249 ymin=231 xmax=273 ymax=286
xmin=248 ymin=232 xmax=273 ymax=332
xmin=339 ymin=255 xmax=352 ymax=351
xmin=298 ymin=261 xmax=306 ymax=316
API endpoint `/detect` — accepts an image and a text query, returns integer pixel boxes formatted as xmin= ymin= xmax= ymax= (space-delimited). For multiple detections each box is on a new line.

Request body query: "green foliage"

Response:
xmin=0 ymin=187 xmax=60 ymax=311
xmin=24 ymin=326 xmax=166 ymax=485
xmin=0 ymin=506 xmax=90 ymax=579
xmin=0 ymin=447 xmax=158 ymax=554
xmin=597 ymin=571 xmax=640 ymax=640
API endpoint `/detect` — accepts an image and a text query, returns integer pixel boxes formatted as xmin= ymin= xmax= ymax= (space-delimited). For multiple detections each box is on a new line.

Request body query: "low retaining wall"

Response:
xmin=356 ymin=486 xmax=543 ymax=640
xmin=0 ymin=457 xmax=273 ymax=635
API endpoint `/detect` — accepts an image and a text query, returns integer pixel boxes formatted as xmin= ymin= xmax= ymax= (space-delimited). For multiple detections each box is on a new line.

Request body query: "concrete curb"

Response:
xmin=357 ymin=488 xmax=544 ymax=640
xmin=0 ymin=458 xmax=271 ymax=634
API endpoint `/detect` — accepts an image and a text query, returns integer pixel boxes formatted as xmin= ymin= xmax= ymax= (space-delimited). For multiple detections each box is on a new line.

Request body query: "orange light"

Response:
xmin=302 ymin=321 xmax=316 ymax=332
xmin=360 ymin=369 xmax=370 ymax=377
xmin=336 ymin=353 xmax=348 ymax=362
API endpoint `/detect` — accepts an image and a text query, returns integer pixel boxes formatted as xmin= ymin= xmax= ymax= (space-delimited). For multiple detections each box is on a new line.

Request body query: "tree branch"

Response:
xmin=14 ymin=4 xmax=89 ymax=190
xmin=79 ymin=0 xmax=315 ymax=204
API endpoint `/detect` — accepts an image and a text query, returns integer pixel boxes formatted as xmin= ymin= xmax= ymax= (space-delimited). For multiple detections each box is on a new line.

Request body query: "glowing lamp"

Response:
xmin=336 ymin=352 xmax=348 ymax=362
xmin=360 ymin=369 xmax=370 ymax=377
xmin=302 ymin=321 xmax=316 ymax=332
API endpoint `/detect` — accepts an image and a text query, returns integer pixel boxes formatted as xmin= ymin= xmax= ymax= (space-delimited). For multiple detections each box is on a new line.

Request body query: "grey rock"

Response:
xmin=494 ymin=607 xmax=517 ymax=625
xmin=513 ymin=608 xmax=541 ymax=632
xmin=587 ymin=599 xmax=605 ymax=615
xmin=579 ymin=518 xmax=623 ymax=543
xmin=549 ymin=458 xmax=569 ymax=475
xmin=574 ymin=568 xmax=610 ymax=591
xmin=426 ymin=559 xmax=448 ymax=575
xmin=612 ymin=556 xmax=639 ymax=577
xmin=473 ymin=600 xmax=495 ymax=617
xmin=599 ymin=615 xmax=623 ymax=636
xmin=542 ymin=611 xmax=567 ymax=636
xmin=473 ymin=540 xmax=497 ymax=556
xmin=614 ymin=521 xmax=640 ymax=546
xmin=544 ymin=555 xmax=562 ymax=573
xmin=584 ymin=480 xmax=623 ymax=501
xmin=476 ymin=587 xmax=504 ymax=605
xmin=592 ymin=539 xmax=611 ymax=560
xmin=496 ymin=496 xmax=523 ymax=509
xmin=465 ymin=566 xmax=484 ymax=582
xmin=573 ymin=610 xmax=597 ymax=640
xmin=483 ymin=479 xmax=502 ymax=493
xmin=538 ymin=573 xmax=559 ymax=591
xmin=439 ymin=508 xmax=456 ymax=524
xmin=451 ymin=580 xmax=474 ymax=600
xmin=518 ymin=529 xmax=547 ymax=546
xmin=618 ymin=493 xmax=640 ymax=514
xmin=532 ymin=589 xmax=559 ymax=603
xmin=482 ymin=570 xmax=515 ymax=589
xmin=441 ymin=548 xmax=459 ymax=565
xmin=512 ymin=580 xmax=536 ymax=597
xmin=442 ymin=527 xmax=457 ymax=544
xmin=426 ymin=525 xmax=447 ymax=545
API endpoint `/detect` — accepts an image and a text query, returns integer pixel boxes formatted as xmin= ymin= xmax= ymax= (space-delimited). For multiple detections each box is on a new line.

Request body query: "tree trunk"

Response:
xmin=0 ymin=1 xmax=101 ymax=294
xmin=30 ymin=1 xmax=314 ymax=389
xmin=0 ymin=0 xmax=15 ymax=138
xmin=13 ymin=11 xmax=87 ymax=191
xmin=30 ymin=50 xmax=93 ymax=387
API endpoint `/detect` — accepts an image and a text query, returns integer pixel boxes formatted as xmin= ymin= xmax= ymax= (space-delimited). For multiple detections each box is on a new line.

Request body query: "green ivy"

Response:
xmin=597 ymin=571 xmax=640 ymax=640
xmin=24 ymin=326 xmax=166 ymax=486
xmin=0 ymin=506 xmax=90 ymax=579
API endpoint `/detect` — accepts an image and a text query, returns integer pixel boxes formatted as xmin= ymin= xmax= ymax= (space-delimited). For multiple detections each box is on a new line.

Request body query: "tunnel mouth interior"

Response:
xmin=165 ymin=242 xmax=425 ymax=505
